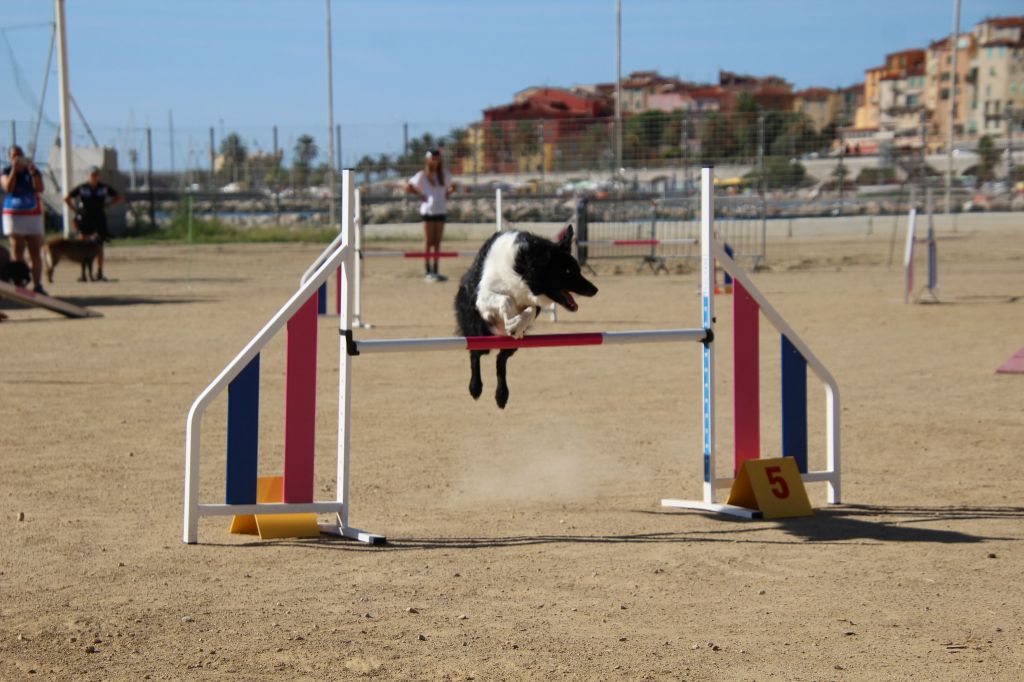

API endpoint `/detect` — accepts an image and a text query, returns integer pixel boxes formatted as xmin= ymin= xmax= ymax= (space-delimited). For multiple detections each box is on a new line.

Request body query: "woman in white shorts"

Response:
xmin=2 ymin=145 xmax=46 ymax=294
xmin=406 ymin=148 xmax=456 ymax=282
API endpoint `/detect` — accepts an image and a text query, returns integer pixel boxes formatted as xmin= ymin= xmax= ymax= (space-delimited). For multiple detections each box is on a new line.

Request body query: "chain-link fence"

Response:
xmin=2 ymin=108 xmax=1021 ymax=236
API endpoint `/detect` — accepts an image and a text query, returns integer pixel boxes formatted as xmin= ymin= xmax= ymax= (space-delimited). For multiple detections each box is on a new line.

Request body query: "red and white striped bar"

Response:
xmin=576 ymin=238 xmax=697 ymax=247
xmin=361 ymin=250 xmax=478 ymax=259
xmin=353 ymin=328 xmax=707 ymax=354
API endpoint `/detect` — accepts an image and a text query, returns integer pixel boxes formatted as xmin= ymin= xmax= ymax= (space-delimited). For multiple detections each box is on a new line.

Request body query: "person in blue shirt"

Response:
xmin=1 ymin=145 xmax=46 ymax=294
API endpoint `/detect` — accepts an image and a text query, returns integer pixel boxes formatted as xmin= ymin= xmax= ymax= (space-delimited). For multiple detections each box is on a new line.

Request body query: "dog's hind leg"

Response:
xmin=468 ymin=350 xmax=485 ymax=400
xmin=79 ymin=259 xmax=89 ymax=282
xmin=44 ymin=248 xmax=55 ymax=283
xmin=494 ymin=348 xmax=517 ymax=409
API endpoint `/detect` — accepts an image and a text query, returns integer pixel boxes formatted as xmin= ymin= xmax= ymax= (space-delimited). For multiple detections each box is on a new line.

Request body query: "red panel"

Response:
xmin=733 ymin=281 xmax=760 ymax=471
xmin=465 ymin=333 xmax=604 ymax=351
xmin=403 ymin=251 xmax=461 ymax=258
xmin=613 ymin=239 xmax=659 ymax=246
xmin=283 ymin=296 xmax=318 ymax=503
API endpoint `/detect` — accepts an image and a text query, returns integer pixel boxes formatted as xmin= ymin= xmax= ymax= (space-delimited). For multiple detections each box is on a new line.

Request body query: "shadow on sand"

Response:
xmin=202 ymin=503 xmax=1020 ymax=552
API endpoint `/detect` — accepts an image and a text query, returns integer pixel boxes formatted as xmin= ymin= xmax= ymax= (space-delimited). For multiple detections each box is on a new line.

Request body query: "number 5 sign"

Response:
xmin=726 ymin=457 xmax=813 ymax=519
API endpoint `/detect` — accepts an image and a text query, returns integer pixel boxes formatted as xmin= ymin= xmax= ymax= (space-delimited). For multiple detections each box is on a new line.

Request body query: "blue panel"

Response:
xmin=317 ymin=283 xmax=328 ymax=316
xmin=780 ymin=335 xmax=808 ymax=473
xmin=723 ymin=242 xmax=734 ymax=286
xmin=226 ymin=354 xmax=260 ymax=504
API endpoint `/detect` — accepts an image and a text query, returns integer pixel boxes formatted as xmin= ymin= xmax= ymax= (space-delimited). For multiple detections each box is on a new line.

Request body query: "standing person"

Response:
xmin=64 ymin=166 xmax=124 ymax=281
xmin=406 ymin=148 xmax=456 ymax=282
xmin=1 ymin=145 xmax=46 ymax=294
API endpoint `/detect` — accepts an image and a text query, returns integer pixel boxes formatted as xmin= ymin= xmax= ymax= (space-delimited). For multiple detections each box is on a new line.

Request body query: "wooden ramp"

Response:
xmin=0 ymin=281 xmax=101 ymax=319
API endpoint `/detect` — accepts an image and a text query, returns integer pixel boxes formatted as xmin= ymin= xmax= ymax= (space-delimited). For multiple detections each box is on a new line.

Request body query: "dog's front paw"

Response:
xmin=504 ymin=315 xmax=532 ymax=339
xmin=495 ymin=384 xmax=509 ymax=409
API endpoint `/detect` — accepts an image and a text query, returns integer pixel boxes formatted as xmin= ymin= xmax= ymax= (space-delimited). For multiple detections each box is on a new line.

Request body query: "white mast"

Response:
xmin=54 ymin=0 xmax=73 ymax=237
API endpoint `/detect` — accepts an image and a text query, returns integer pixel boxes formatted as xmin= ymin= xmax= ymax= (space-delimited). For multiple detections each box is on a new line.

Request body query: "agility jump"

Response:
xmin=184 ymin=167 xmax=840 ymax=544
xmin=903 ymin=187 xmax=938 ymax=304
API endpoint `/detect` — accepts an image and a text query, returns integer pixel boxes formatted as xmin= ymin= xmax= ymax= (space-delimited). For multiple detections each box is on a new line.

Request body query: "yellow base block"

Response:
xmin=229 ymin=475 xmax=322 ymax=540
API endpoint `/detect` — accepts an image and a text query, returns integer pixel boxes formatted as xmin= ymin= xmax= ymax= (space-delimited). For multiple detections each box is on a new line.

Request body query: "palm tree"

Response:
xmin=292 ymin=134 xmax=318 ymax=187
xmin=356 ymin=155 xmax=375 ymax=186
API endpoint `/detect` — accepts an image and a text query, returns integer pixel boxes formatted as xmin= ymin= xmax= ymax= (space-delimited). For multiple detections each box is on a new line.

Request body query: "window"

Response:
xmin=940 ymin=89 xmax=950 ymax=100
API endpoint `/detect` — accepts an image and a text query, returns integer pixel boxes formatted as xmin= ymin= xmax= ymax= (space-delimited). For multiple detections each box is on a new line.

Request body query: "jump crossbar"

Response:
xmin=577 ymin=239 xmax=697 ymax=247
xmin=362 ymin=250 xmax=477 ymax=259
xmin=352 ymin=328 xmax=707 ymax=354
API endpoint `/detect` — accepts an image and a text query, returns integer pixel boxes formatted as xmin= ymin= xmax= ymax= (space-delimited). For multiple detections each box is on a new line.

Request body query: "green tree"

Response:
xmin=976 ymin=135 xmax=999 ymax=185
xmin=745 ymin=156 xmax=807 ymax=189
xmin=700 ymin=112 xmax=739 ymax=164
xmin=356 ymin=155 xmax=375 ymax=186
xmin=292 ymin=134 xmax=318 ymax=187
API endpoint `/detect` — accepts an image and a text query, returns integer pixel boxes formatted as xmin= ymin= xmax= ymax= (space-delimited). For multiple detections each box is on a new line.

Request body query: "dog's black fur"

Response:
xmin=454 ymin=226 xmax=597 ymax=408
xmin=0 ymin=246 xmax=31 ymax=288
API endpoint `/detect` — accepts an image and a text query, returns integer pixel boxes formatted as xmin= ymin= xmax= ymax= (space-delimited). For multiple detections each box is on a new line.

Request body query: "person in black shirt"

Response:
xmin=64 ymin=166 xmax=124 ymax=281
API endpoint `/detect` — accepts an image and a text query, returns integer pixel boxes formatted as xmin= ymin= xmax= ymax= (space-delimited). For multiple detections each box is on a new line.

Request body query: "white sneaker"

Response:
xmin=424 ymin=273 xmax=438 ymax=282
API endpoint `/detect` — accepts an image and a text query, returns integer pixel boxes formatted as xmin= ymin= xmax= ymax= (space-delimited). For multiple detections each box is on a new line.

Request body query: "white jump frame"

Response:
xmin=184 ymin=167 xmax=840 ymax=544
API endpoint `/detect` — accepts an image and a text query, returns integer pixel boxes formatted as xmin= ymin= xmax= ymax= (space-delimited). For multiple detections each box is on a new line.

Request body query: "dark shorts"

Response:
xmin=76 ymin=217 xmax=110 ymax=242
xmin=422 ymin=214 xmax=446 ymax=223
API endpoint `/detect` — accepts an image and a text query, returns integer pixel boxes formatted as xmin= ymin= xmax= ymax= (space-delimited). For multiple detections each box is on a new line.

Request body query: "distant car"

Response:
xmin=221 ymin=182 xmax=244 ymax=193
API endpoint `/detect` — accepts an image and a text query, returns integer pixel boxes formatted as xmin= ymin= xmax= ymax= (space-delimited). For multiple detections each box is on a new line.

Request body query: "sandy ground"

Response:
xmin=1 ymin=215 xmax=1023 ymax=681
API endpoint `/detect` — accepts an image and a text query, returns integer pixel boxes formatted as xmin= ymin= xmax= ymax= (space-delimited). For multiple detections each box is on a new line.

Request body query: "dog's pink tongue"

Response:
xmin=562 ymin=291 xmax=577 ymax=311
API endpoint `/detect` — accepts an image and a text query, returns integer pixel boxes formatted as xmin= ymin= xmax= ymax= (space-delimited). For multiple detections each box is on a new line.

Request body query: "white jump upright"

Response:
xmin=184 ymin=167 xmax=841 ymax=545
xmin=185 ymin=171 xmax=383 ymax=545
xmin=903 ymin=187 xmax=938 ymax=304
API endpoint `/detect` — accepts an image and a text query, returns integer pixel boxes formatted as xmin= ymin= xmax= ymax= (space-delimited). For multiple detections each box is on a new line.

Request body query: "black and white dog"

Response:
xmin=454 ymin=226 xmax=597 ymax=408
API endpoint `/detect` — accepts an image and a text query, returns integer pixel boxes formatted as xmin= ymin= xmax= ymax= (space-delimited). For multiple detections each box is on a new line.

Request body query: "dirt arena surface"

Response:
xmin=1 ymin=215 xmax=1023 ymax=680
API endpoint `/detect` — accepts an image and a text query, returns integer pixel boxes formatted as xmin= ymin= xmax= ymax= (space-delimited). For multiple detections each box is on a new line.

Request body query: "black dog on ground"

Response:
xmin=454 ymin=226 xmax=598 ymax=408
xmin=0 ymin=246 xmax=31 ymax=288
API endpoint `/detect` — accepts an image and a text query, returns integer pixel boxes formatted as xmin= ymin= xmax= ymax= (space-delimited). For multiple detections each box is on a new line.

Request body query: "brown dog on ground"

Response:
xmin=44 ymin=238 xmax=101 ymax=283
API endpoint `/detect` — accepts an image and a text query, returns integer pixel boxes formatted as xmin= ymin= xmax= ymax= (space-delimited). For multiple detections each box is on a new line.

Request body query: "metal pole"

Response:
xmin=945 ymin=0 xmax=961 ymax=215
xmin=54 ymin=0 xmax=74 ymax=238
xmin=335 ymin=123 xmax=342 ymax=172
xmin=325 ymin=0 xmax=336 ymax=229
xmin=614 ymin=0 xmax=622 ymax=177
xmin=1006 ymin=106 xmax=1015 ymax=201
xmin=272 ymin=125 xmax=281 ymax=221
xmin=146 ymin=127 xmax=155 ymax=229
xmin=9 ymin=120 xmax=15 ymax=148
xmin=168 ymin=109 xmax=176 ymax=182
xmin=29 ymin=24 xmax=56 ymax=160
xmin=208 ymin=127 xmax=215 ymax=188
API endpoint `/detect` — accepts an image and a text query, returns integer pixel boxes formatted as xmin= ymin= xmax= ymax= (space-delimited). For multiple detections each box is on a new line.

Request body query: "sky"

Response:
xmin=1 ymin=0 xmax=1021 ymax=170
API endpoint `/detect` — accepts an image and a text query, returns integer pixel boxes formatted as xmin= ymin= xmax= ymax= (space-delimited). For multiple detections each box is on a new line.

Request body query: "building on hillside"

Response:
xmin=969 ymin=16 xmax=1024 ymax=136
xmin=876 ymin=49 xmax=929 ymax=149
xmin=854 ymin=66 xmax=886 ymax=130
xmin=836 ymin=84 xmax=864 ymax=128
xmin=688 ymin=86 xmax=731 ymax=113
xmin=647 ymin=82 xmax=697 ymax=113
xmin=792 ymin=88 xmax=839 ymax=131
xmin=925 ymin=33 xmax=977 ymax=141
xmin=480 ymin=87 xmax=614 ymax=173
xmin=718 ymin=70 xmax=790 ymax=94
xmin=618 ymin=70 xmax=681 ymax=113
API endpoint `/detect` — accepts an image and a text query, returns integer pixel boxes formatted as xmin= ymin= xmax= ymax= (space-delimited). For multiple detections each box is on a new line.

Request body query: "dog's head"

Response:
xmin=519 ymin=226 xmax=598 ymax=312
xmin=0 ymin=260 xmax=31 ymax=288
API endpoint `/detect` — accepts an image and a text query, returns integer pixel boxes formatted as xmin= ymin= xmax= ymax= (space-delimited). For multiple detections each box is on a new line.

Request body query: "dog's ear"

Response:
xmin=557 ymin=225 xmax=574 ymax=252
